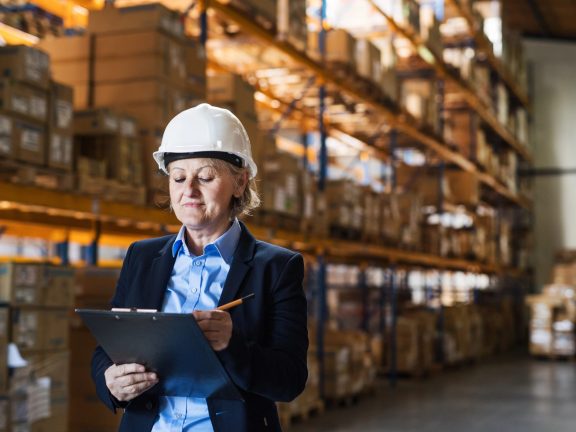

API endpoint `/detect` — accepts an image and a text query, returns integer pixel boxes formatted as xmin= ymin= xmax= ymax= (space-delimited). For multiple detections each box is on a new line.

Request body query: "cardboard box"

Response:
xmin=308 ymin=29 xmax=356 ymax=66
xmin=50 ymin=60 xmax=90 ymax=86
xmin=278 ymin=0 xmax=307 ymax=52
xmin=13 ymin=119 xmax=46 ymax=165
xmin=0 ymin=306 xmax=8 ymax=394
xmin=74 ymin=267 xmax=119 ymax=298
xmin=11 ymin=308 xmax=69 ymax=352
xmin=0 ymin=79 xmax=48 ymax=123
xmin=73 ymin=108 xmax=122 ymax=136
xmin=0 ymin=45 xmax=50 ymax=89
xmin=48 ymin=81 xmax=73 ymax=131
xmin=0 ymin=113 xmax=14 ymax=158
xmin=259 ymin=151 xmax=302 ymax=216
xmin=95 ymin=31 xmax=205 ymax=88
xmin=355 ymin=39 xmax=382 ymax=83
xmin=44 ymin=267 xmax=75 ymax=308
xmin=37 ymin=35 xmax=90 ymax=62
xmin=93 ymin=54 xmax=174 ymax=83
xmin=0 ymin=263 xmax=44 ymax=306
xmin=70 ymin=327 xmax=122 ymax=431
xmin=106 ymin=74 xmax=204 ymax=126
xmin=0 ymin=397 xmax=7 ymax=431
xmin=445 ymin=171 xmax=479 ymax=206
xmin=88 ymin=3 xmax=185 ymax=39
xmin=46 ymin=129 xmax=73 ymax=171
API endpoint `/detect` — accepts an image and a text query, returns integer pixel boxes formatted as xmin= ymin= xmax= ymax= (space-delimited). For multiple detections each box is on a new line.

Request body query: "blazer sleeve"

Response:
xmin=90 ymin=242 xmax=135 ymax=412
xmin=216 ymin=252 xmax=308 ymax=402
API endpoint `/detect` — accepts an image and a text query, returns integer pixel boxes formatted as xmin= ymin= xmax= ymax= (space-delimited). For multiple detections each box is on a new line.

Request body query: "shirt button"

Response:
xmin=195 ymin=261 xmax=202 ymax=266
xmin=145 ymin=401 xmax=153 ymax=410
xmin=192 ymin=288 xmax=198 ymax=293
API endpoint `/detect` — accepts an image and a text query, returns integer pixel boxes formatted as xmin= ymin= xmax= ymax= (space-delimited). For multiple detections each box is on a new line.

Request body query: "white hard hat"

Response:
xmin=153 ymin=103 xmax=257 ymax=179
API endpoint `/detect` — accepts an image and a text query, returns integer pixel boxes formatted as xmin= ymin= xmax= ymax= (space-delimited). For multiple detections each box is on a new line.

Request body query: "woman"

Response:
xmin=91 ymin=104 xmax=308 ymax=431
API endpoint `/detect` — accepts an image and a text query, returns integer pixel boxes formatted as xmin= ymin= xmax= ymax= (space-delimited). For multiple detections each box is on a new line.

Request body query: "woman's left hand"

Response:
xmin=192 ymin=310 xmax=233 ymax=351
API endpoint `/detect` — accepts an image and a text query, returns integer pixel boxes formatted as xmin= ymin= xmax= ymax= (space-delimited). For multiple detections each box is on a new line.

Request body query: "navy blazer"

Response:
xmin=91 ymin=222 xmax=308 ymax=432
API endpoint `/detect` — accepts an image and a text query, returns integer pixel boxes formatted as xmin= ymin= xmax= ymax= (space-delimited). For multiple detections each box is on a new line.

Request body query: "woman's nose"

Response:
xmin=183 ymin=179 xmax=200 ymax=196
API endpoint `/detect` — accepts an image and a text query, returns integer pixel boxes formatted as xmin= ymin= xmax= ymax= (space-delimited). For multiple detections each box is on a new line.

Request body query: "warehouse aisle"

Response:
xmin=293 ymin=354 xmax=575 ymax=432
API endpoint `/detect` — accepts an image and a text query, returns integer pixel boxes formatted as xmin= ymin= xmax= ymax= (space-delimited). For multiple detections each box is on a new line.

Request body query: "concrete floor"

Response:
xmin=292 ymin=354 xmax=575 ymax=432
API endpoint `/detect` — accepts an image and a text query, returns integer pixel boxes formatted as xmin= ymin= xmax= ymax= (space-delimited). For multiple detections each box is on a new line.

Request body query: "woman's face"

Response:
xmin=168 ymin=158 xmax=244 ymax=232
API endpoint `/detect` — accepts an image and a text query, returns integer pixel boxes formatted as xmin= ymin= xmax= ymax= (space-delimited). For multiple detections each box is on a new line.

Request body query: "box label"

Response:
xmin=21 ymin=128 xmax=42 ymax=152
xmin=56 ymin=100 xmax=73 ymax=129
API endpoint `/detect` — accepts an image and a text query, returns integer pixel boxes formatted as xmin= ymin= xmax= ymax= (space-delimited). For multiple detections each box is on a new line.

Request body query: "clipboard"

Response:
xmin=76 ymin=308 xmax=243 ymax=400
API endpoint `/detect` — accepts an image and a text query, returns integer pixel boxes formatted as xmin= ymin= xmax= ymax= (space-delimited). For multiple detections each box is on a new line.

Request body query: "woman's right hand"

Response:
xmin=104 ymin=363 xmax=158 ymax=402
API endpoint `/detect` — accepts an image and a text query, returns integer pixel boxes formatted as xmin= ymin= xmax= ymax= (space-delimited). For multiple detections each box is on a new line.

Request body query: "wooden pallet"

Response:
xmin=0 ymin=158 xmax=74 ymax=191
xmin=279 ymin=398 xmax=325 ymax=430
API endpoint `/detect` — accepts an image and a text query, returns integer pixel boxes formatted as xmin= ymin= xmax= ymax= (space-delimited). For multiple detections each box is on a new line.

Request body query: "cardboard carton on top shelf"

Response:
xmin=50 ymin=60 xmax=91 ymax=87
xmin=0 ymin=79 xmax=48 ymax=123
xmin=36 ymin=35 xmax=90 ymax=63
xmin=207 ymin=73 xmax=256 ymax=121
xmin=88 ymin=3 xmax=184 ymax=39
xmin=277 ymin=0 xmax=307 ymax=52
xmin=355 ymin=38 xmax=382 ymax=83
xmin=307 ymin=29 xmax=356 ymax=67
xmin=0 ymin=45 xmax=50 ymax=90
xmin=103 ymin=83 xmax=205 ymax=132
xmin=99 ymin=32 xmax=205 ymax=89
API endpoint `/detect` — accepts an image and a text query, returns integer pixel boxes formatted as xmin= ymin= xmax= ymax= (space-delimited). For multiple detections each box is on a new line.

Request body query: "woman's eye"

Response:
xmin=198 ymin=177 xmax=214 ymax=183
xmin=173 ymin=177 xmax=186 ymax=183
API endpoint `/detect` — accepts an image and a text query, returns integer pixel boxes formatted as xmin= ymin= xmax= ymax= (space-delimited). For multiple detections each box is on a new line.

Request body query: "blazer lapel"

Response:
xmin=143 ymin=236 xmax=177 ymax=310
xmin=218 ymin=222 xmax=256 ymax=307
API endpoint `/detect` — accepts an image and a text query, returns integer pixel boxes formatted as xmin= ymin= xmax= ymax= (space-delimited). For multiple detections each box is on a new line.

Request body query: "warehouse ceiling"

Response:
xmin=503 ymin=0 xmax=576 ymax=40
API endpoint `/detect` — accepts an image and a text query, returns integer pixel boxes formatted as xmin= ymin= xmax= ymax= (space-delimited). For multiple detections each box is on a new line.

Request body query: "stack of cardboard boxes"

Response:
xmin=325 ymin=180 xmax=364 ymax=239
xmin=73 ymin=108 xmax=146 ymax=204
xmin=307 ymin=29 xmax=398 ymax=104
xmin=70 ymin=267 xmax=121 ymax=432
xmin=400 ymin=78 xmax=440 ymax=134
xmin=308 ymin=325 xmax=377 ymax=402
xmin=385 ymin=310 xmax=437 ymax=376
xmin=0 ymin=46 xmax=74 ymax=183
xmin=0 ymin=262 xmax=74 ymax=432
xmin=38 ymin=3 xmax=207 ymax=203
xmin=528 ymin=255 xmax=576 ymax=357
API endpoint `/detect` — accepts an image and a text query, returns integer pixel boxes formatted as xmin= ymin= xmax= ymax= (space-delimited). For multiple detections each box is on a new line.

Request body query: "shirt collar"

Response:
xmin=171 ymin=219 xmax=241 ymax=264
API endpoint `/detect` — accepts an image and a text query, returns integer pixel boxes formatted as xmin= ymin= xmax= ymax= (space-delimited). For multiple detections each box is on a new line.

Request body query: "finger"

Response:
xmin=118 ymin=372 xmax=157 ymax=388
xmin=115 ymin=363 xmax=146 ymax=378
xmin=119 ymin=379 xmax=158 ymax=401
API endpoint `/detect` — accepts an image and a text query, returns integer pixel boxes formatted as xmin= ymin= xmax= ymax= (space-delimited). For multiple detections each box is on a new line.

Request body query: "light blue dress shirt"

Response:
xmin=151 ymin=219 xmax=241 ymax=432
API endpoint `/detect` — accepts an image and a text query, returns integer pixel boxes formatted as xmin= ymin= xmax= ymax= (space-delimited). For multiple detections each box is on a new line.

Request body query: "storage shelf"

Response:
xmin=445 ymin=0 xmax=531 ymax=109
xmin=207 ymin=0 xmax=530 ymax=209
xmin=0 ymin=182 xmax=527 ymax=276
xmin=368 ymin=0 xmax=532 ymax=163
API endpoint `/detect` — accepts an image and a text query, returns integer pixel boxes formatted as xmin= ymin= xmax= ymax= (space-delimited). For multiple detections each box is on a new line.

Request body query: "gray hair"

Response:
xmin=209 ymin=159 xmax=260 ymax=218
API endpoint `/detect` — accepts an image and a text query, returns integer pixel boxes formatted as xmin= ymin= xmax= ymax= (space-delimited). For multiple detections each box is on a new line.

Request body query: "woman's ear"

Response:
xmin=234 ymin=171 xmax=249 ymax=198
